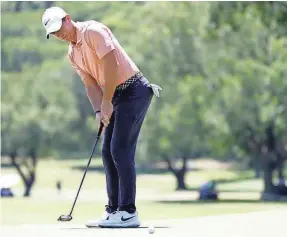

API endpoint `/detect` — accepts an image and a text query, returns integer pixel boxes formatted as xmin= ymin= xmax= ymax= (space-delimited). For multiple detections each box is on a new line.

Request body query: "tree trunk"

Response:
xmin=175 ymin=169 xmax=187 ymax=190
xmin=23 ymin=148 xmax=37 ymax=197
xmin=165 ymin=156 xmax=188 ymax=190
xmin=24 ymin=176 xmax=35 ymax=196
xmin=275 ymin=151 xmax=285 ymax=183
xmin=276 ymin=140 xmax=287 ymax=184
xmin=262 ymin=125 xmax=276 ymax=194
xmin=10 ymin=149 xmax=37 ymax=197
xmin=261 ymin=150 xmax=276 ymax=194
xmin=277 ymin=162 xmax=285 ymax=183
xmin=263 ymin=162 xmax=274 ymax=193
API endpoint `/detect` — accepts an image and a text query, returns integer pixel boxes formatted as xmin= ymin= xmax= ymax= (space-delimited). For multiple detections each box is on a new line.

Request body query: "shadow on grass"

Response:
xmin=71 ymin=165 xmax=256 ymax=180
xmin=71 ymin=165 xmax=190 ymax=175
xmin=155 ymin=199 xmax=287 ymax=204
xmin=215 ymin=177 xmax=259 ymax=184
xmin=185 ymin=187 xmax=260 ymax=193
xmin=71 ymin=165 xmax=255 ymax=177
xmin=183 ymin=175 xmax=260 ymax=192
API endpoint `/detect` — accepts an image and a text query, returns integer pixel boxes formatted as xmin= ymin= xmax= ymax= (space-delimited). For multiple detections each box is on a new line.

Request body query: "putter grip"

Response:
xmin=97 ymin=122 xmax=104 ymax=138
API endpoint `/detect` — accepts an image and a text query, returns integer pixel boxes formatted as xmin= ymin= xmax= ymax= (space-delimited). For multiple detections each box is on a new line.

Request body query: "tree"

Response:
xmin=2 ymin=1 xmax=286 ymax=196
xmin=125 ymin=2 xmax=213 ymax=189
xmin=206 ymin=5 xmax=287 ymax=195
xmin=143 ymin=76 xmax=214 ymax=190
xmin=1 ymin=62 xmax=78 ymax=196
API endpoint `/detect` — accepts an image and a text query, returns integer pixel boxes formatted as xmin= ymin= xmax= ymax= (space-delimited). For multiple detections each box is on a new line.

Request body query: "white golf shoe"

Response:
xmin=98 ymin=211 xmax=140 ymax=228
xmin=86 ymin=210 xmax=111 ymax=228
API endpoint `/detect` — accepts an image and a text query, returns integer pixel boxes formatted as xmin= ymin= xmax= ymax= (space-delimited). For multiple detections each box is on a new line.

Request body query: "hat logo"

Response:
xmin=44 ymin=19 xmax=50 ymax=26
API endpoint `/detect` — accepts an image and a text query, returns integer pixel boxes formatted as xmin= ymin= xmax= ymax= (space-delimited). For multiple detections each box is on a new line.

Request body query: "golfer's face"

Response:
xmin=52 ymin=19 xmax=72 ymax=42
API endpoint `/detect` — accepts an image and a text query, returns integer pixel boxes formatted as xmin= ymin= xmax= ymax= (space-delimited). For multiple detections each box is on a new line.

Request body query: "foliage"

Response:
xmin=1 ymin=1 xmax=287 ymax=193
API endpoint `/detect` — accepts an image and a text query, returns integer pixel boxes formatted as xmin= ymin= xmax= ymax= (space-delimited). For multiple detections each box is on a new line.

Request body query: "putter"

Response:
xmin=58 ymin=122 xmax=104 ymax=222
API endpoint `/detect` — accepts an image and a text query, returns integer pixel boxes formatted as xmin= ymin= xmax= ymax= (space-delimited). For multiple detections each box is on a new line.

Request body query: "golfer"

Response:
xmin=41 ymin=7 xmax=161 ymax=228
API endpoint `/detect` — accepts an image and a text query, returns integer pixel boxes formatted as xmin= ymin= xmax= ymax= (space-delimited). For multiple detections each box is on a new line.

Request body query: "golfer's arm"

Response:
xmin=102 ymin=50 xmax=118 ymax=102
xmin=82 ymin=75 xmax=103 ymax=113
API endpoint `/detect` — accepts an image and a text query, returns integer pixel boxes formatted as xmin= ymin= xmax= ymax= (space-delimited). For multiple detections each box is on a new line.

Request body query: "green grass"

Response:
xmin=1 ymin=158 xmax=286 ymax=226
xmin=2 ymin=198 xmax=284 ymax=226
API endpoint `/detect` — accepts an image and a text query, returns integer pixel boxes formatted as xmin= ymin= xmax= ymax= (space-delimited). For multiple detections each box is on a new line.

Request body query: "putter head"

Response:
xmin=58 ymin=214 xmax=72 ymax=221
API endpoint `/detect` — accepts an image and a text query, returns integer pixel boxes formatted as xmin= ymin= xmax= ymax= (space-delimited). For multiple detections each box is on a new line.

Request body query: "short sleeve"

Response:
xmin=85 ymin=24 xmax=115 ymax=59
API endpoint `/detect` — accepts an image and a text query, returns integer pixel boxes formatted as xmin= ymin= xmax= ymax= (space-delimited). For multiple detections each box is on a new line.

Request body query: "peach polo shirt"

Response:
xmin=68 ymin=21 xmax=139 ymax=89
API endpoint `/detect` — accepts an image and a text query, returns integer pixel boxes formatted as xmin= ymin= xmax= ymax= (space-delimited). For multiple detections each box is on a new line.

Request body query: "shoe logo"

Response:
xmin=121 ymin=216 xmax=135 ymax=221
xmin=44 ymin=19 xmax=50 ymax=26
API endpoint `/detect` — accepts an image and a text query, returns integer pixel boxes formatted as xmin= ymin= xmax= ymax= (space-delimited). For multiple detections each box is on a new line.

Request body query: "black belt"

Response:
xmin=116 ymin=72 xmax=143 ymax=91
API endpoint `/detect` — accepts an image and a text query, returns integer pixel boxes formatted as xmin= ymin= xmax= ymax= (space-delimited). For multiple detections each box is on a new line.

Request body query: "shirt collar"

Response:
xmin=71 ymin=22 xmax=83 ymax=48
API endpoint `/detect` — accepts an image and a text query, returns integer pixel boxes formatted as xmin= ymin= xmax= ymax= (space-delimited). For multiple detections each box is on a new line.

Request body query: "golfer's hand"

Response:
xmin=101 ymin=100 xmax=113 ymax=127
xmin=95 ymin=111 xmax=102 ymax=128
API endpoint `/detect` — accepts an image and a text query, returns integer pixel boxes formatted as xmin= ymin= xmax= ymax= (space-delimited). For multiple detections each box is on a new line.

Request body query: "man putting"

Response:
xmin=41 ymin=7 xmax=161 ymax=228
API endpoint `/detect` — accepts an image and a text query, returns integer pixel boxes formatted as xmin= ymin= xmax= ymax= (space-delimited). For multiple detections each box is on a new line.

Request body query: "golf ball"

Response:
xmin=148 ymin=225 xmax=155 ymax=234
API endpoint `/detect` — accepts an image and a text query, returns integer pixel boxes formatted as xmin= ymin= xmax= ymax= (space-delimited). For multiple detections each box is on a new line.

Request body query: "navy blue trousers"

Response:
xmin=101 ymin=76 xmax=153 ymax=213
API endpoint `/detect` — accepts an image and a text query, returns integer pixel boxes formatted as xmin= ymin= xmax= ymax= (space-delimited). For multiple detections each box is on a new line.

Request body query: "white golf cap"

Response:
xmin=42 ymin=7 xmax=68 ymax=39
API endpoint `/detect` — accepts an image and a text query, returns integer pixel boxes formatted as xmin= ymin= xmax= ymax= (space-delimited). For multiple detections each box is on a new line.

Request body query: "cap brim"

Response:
xmin=45 ymin=20 xmax=62 ymax=39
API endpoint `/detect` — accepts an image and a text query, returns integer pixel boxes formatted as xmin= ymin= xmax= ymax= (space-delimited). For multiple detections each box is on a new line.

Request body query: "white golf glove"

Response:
xmin=148 ymin=83 xmax=162 ymax=97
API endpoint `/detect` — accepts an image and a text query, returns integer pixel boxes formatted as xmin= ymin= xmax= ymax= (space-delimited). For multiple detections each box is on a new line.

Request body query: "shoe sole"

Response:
xmin=86 ymin=223 xmax=140 ymax=228
xmin=98 ymin=222 xmax=140 ymax=228
xmin=98 ymin=225 xmax=140 ymax=228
